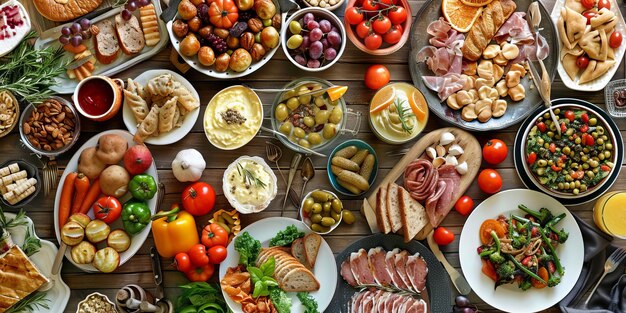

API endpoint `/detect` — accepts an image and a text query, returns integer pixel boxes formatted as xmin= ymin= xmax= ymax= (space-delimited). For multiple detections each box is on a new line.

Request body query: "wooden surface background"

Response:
xmin=4 ymin=0 xmax=626 ymax=312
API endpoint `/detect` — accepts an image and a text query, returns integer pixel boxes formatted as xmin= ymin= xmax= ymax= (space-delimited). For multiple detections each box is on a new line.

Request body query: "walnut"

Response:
xmin=240 ymin=32 xmax=254 ymax=50
xmin=248 ymin=18 xmax=263 ymax=33
xmin=250 ymin=43 xmax=266 ymax=61
xmin=272 ymin=14 xmax=281 ymax=30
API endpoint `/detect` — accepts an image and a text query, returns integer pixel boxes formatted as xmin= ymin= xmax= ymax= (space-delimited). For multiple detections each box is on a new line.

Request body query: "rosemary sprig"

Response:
xmin=5 ymin=292 xmax=50 ymax=313
xmin=0 ymin=208 xmax=28 ymax=229
xmin=21 ymin=228 xmax=41 ymax=257
xmin=394 ymin=98 xmax=415 ymax=134
xmin=236 ymin=163 xmax=267 ymax=189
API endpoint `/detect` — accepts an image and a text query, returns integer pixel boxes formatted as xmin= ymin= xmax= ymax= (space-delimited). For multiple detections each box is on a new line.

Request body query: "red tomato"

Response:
xmin=598 ymin=0 xmax=610 ymax=10
xmin=583 ymin=11 xmax=596 ymax=24
xmin=372 ymin=16 xmax=391 ymax=34
xmin=581 ymin=113 xmax=589 ymax=124
xmin=549 ymin=142 xmax=556 ymax=153
xmin=174 ymin=252 xmax=192 ymax=272
xmin=610 ymin=31 xmax=623 ymax=48
xmin=362 ymin=0 xmax=379 ymax=11
xmin=188 ymin=244 xmax=210 ymax=267
xmin=201 ymin=223 xmax=229 ymax=247
xmin=537 ymin=121 xmax=547 ymax=132
xmin=92 ymin=196 xmax=122 ymax=224
xmin=364 ymin=64 xmax=390 ymax=90
xmin=208 ymin=245 xmax=228 ymax=264
xmin=356 ymin=21 xmax=371 ymax=39
xmin=581 ymin=0 xmax=595 ymax=9
xmin=185 ymin=263 xmax=215 ymax=282
xmin=454 ymin=195 xmax=474 ymax=216
xmin=345 ymin=7 xmax=364 ymax=25
xmin=383 ymin=25 xmax=403 ymax=44
xmin=364 ymin=33 xmax=383 ymax=50
xmin=388 ymin=6 xmax=408 ymax=25
xmin=564 ymin=110 xmax=575 ymax=122
xmin=182 ymin=182 xmax=216 ymax=216
xmin=482 ymin=139 xmax=508 ymax=165
xmin=482 ymin=260 xmax=498 ymax=281
xmin=576 ymin=55 xmax=590 ymax=69
xmin=477 ymin=169 xmax=503 ymax=194
xmin=378 ymin=0 xmax=395 ymax=5
xmin=527 ymin=151 xmax=537 ymax=165
xmin=433 ymin=227 xmax=455 ymax=245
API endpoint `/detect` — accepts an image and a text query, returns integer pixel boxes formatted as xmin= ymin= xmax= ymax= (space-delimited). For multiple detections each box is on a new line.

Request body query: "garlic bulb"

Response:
xmin=172 ymin=149 xmax=206 ymax=182
xmin=440 ymin=132 xmax=455 ymax=145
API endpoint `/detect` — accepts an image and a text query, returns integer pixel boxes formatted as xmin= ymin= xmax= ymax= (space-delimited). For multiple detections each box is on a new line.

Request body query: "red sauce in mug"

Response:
xmin=77 ymin=79 xmax=114 ymax=116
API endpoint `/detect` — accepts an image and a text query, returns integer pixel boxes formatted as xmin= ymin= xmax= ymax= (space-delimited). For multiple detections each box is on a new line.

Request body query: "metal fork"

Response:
xmin=42 ymin=158 xmax=58 ymax=196
xmin=266 ymin=142 xmax=286 ymax=183
xmin=584 ymin=247 xmax=626 ymax=305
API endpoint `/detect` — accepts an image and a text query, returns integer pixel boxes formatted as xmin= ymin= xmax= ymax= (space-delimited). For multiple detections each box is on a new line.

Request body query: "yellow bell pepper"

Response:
xmin=151 ymin=203 xmax=199 ymax=258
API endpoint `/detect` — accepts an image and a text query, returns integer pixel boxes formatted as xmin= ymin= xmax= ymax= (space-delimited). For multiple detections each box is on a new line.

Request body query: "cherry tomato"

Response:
xmin=482 ymin=139 xmax=508 ymax=165
xmin=598 ymin=0 xmax=610 ymax=10
xmin=185 ymin=263 xmax=215 ymax=282
xmin=362 ymin=0 xmax=379 ymax=11
xmin=581 ymin=113 xmax=590 ymax=124
xmin=182 ymin=182 xmax=216 ymax=216
xmin=208 ymin=245 xmax=228 ymax=264
xmin=433 ymin=227 xmax=455 ymax=245
xmin=549 ymin=142 xmax=556 ymax=153
xmin=563 ymin=110 xmax=575 ymax=122
xmin=372 ymin=16 xmax=391 ymax=34
xmin=536 ymin=121 xmax=547 ymax=132
xmin=454 ymin=195 xmax=474 ymax=216
xmin=364 ymin=64 xmax=390 ymax=90
xmin=378 ymin=0 xmax=395 ymax=6
xmin=201 ymin=223 xmax=229 ymax=247
xmin=345 ymin=7 xmax=364 ymax=25
xmin=356 ymin=21 xmax=371 ymax=39
xmin=174 ymin=252 xmax=192 ymax=272
xmin=581 ymin=0 xmax=595 ymax=9
xmin=389 ymin=6 xmax=408 ymax=25
xmin=188 ymin=244 xmax=210 ymax=267
xmin=364 ymin=33 xmax=383 ymax=50
xmin=92 ymin=196 xmax=122 ymax=224
xmin=583 ymin=11 xmax=596 ymax=24
xmin=576 ymin=55 xmax=590 ymax=69
xmin=527 ymin=151 xmax=537 ymax=165
xmin=477 ymin=169 xmax=503 ymax=194
xmin=609 ymin=31 xmax=622 ymax=48
xmin=383 ymin=25 xmax=403 ymax=44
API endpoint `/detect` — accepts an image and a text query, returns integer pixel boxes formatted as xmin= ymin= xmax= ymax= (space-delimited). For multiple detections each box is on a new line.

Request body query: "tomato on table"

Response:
xmin=93 ymin=196 xmax=122 ymax=224
xmin=174 ymin=252 xmax=192 ymax=272
xmin=482 ymin=139 xmax=508 ymax=164
xmin=188 ymin=244 xmax=210 ymax=267
xmin=477 ymin=169 xmax=503 ymax=194
xmin=182 ymin=182 xmax=216 ymax=216
xmin=364 ymin=64 xmax=390 ymax=90
xmin=454 ymin=195 xmax=474 ymax=216
xmin=479 ymin=219 xmax=506 ymax=245
xmin=185 ymin=263 xmax=215 ymax=282
xmin=345 ymin=7 xmax=364 ymax=25
xmin=433 ymin=227 xmax=455 ymax=245
xmin=201 ymin=223 xmax=229 ymax=247
xmin=208 ymin=245 xmax=228 ymax=264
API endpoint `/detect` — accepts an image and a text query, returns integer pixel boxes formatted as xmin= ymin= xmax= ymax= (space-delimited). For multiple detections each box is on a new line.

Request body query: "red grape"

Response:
xmin=70 ymin=36 xmax=82 ymax=47
xmin=309 ymin=28 xmax=323 ymax=41
xmin=327 ymin=31 xmax=341 ymax=46
xmin=126 ymin=1 xmax=138 ymax=11
xmin=307 ymin=20 xmax=319 ymax=31
xmin=70 ymin=23 xmax=81 ymax=34
xmin=309 ymin=41 xmax=323 ymax=59
xmin=294 ymin=55 xmax=307 ymax=66
xmin=121 ymin=9 xmax=132 ymax=20
xmin=61 ymin=27 xmax=71 ymax=36
xmin=324 ymin=47 xmax=337 ymax=60
xmin=303 ymin=13 xmax=315 ymax=25
xmin=79 ymin=18 xmax=90 ymax=30
xmin=319 ymin=19 xmax=331 ymax=33
xmin=307 ymin=59 xmax=321 ymax=68
xmin=59 ymin=35 xmax=70 ymax=45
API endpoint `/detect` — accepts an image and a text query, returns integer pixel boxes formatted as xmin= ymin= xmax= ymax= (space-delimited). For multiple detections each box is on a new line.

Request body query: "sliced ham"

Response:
xmin=351 ymin=291 xmax=367 ymax=313
xmin=341 ymin=260 xmax=358 ymax=287
xmin=422 ymin=73 xmax=465 ymax=101
xmin=394 ymin=251 xmax=414 ymax=292
xmin=406 ymin=253 xmax=428 ymax=292
xmin=360 ymin=292 xmax=375 ymax=313
xmin=426 ymin=165 xmax=460 ymax=227
xmin=417 ymin=18 xmax=465 ymax=80
xmin=404 ymin=159 xmax=439 ymax=201
xmin=368 ymin=247 xmax=394 ymax=286
xmin=350 ymin=249 xmax=376 ymax=285
xmin=494 ymin=12 xmax=534 ymax=45
xmin=385 ymin=249 xmax=409 ymax=290
xmin=391 ymin=294 xmax=406 ymax=312
xmin=376 ymin=291 xmax=391 ymax=313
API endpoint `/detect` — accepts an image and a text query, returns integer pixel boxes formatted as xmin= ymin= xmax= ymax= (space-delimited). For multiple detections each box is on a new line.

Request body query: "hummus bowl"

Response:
xmin=223 ymin=156 xmax=278 ymax=214
xmin=204 ymin=86 xmax=263 ymax=150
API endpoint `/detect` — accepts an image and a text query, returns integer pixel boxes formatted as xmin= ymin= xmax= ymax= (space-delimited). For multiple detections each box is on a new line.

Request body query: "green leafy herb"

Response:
xmin=0 ymin=208 xmax=28 ymax=229
xmin=6 ymin=292 xmax=49 ymax=313
xmin=269 ymin=225 xmax=305 ymax=247
xmin=236 ymin=163 xmax=267 ymax=189
xmin=393 ymin=98 xmax=415 ymax=134
xmin=248 ymin=257 xmax=278 ymax=298
xmin=0 ymin=32 xmax=69 ymax=104
xmin=270 ymin=288 xmax=292 ymax=313
xmin=21 ymin=228 xmax=41 ymax=257
xmin=176 ymin=282 xmax=228 ymax=313
xmin=297 ymin=292 xmax=319 ymax=313
xmin=234 ymin=231 xmax=261 ymax=267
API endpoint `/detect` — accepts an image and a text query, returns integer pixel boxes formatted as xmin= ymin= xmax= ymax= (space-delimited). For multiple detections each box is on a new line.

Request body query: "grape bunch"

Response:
xmin=58 ymin=18 xmax=91 ymax=47
xmin=121 ymin=0 xmax=151 ymax=21
xmin=285 ymin=12 xmax=342 ymax=69
xmin=205 ymin=33 xmax=228 ymax=54
xmin=453 ymin=296 xmax=479 ymax=313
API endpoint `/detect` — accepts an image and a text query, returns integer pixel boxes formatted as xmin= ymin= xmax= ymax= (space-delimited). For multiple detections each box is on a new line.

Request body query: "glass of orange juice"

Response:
xmin=593 ymin=191 xmax=626 ymax=239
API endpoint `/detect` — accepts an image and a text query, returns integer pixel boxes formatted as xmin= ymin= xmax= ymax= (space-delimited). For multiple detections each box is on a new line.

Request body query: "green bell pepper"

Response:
xmin=122 ymin=200 xmax=151 ymax=235
xmin=128 ymin=174 xmax=157 ymax=200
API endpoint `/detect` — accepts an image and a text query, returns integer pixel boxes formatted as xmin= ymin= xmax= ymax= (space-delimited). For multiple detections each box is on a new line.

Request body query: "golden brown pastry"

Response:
xmin=461 ymin=0 xmax=517 ymax=61
xmin=557 ymin=7 xmax=588 ymax=50
xmin=33 ymin=0 xmax=103 ymax=22
xmin=565 ymin=0 xmax=586 ymax=13
xmin=134 ymin=105 xmax=160 ymax=144
xmin=0 ymin=246 xmax=49 ymax=312
xmin=579 ymin=29 xmax=609 ymax=61
xmin=579 ymin=60 xmax=616 ymax=84
xmin=562 ymin=53 xmax=580 ymax=80
xmin=560 ymin=45 xmax=585 ymax=61
xmin=591 ymin=8 xmax=617 ymax=33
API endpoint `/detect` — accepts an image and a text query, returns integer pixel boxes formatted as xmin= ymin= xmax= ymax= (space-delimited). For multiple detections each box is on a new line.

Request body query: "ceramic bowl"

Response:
xmin=301 ymin=0 xmax=346 ymax=11
xmin=75 ymin=292 xmax=116 ymax=313
xmin=0 ymin=160 xmax=41 ymax=209
xmin=0 ymin=90 xmax=19 ymax=138
xmin=223 ymin=156 xmax=278 ymax=214
xmin=300 ymin=189 xmax=342 ymax=235
xmin=327 ymin=139 xmax=378 ymax=196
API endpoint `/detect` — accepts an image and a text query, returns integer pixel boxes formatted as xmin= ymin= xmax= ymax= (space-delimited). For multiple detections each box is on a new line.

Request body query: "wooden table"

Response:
xmin=5 ymin=0 xmax=626 ymax=311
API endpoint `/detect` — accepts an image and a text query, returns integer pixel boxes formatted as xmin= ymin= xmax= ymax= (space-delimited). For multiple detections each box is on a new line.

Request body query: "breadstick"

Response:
xmin=12 ymin=178 xmax=37 ymax=196
xmin=1 ymin=170 xmax=27 ymax=185
xmin=6 ymin=178 xmax=28 ymax=192
xmin=0 ymin=163 xmax=20 ymax=177
xmin=5 ymin=185 xmax=36 ymax=205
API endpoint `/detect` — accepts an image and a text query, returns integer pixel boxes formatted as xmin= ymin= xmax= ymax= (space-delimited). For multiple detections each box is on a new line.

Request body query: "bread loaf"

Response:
xmin=33 ymin=0 xmax=102 ymax=22
xmin=461 ymin=0 xmax=517 ymax=61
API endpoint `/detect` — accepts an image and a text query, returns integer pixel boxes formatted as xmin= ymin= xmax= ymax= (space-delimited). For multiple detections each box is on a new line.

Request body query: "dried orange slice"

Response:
xmin=442 ymin=0 xmax=483 ymax=33
xmin=460 ymin=0 xmax=493 ymax=7
xmin=409 ymin=89 xmax=428 ymax=122
xmin=370 ymin=86 xmax=396 ymax=114
xmin=326 ymin=86 xmax=348 ymax=101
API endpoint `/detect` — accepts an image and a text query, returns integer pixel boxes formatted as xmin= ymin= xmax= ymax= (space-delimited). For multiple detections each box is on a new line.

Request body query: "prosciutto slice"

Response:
xmin=368 ymin=247 xmax=394 ymax=286
xmin=494 ymin=12 xmax=534 ymax=45
xmin=406 ymin=254 xmax=429 ymax=292
xmin=404 ymin=159 xmax=439 ymax=201
xmin=350 ymin=249 xmax=376 ymax=285
xmin=422 ymin=73 xmax=465 ymax=102
xmin=341 ymin=260 xmax=358 ymax=287
xmin=385 ymin=249 xmax=409 ymax=290
xmin=426 ymin=165 xmax=461 ymax=227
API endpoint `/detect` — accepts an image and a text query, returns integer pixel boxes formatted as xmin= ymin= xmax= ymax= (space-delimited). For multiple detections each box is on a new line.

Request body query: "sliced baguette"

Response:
xmin=303 ymin=233 xmax=321 ymax=268
xmin=115 ymin=14 xmax=145 ymax=55
xmin=291 ymin=238 xmax=309 ymax=268
xmin=93 ymin=19 xmax=120 ymax=64
xmin=398 ymin=186 xmax=429 ymax=242
xmin=375 ymin=187 xmax=391 ymax=234
xmin=386 ymin=183 xmax=403 ymax=232
xmin=280 ymin=267 xmax=321 ymax=292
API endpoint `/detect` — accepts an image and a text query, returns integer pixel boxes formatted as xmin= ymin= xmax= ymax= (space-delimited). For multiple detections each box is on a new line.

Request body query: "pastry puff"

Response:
xmin=562 ymin=53 xmax=580 ymax=80
xmin=580 ymin=29 xmax=609 ymax=61
xmin=579 ymin=60 xmax=616 ymax=84
xmin=558 ymin=7 xmax=588 ymax=50
xmin=591 ymin=8 xmax=617 ymax=34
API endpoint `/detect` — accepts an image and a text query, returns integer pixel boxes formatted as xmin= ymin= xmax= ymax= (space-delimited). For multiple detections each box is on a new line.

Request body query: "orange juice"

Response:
xmin=593 ymin=191 xmax=626 ymax=239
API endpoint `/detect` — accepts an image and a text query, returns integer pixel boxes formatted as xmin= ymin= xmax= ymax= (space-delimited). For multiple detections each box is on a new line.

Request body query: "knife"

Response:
xmin=150 ymin=246 xmax=164 ymax=300
xmin=281 ymin=153 xmax=302 ymax=215
xmin=426 ymin=230 xmax=471 ymax=295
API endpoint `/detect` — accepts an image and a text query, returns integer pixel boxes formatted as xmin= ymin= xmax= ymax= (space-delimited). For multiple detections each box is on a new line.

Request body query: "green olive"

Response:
xmin=604 ymin=150 xmax=611 ymax=159
xmin=311 ymin=223 xmax=330 ymax=233
xmin=536 ymin=167 xmax=546 ymax=175
xmin=331 ymin=198 xmax=343 ymax=213
xmin=580 ymin=184 xmax=587 ymax=192
xmin=562 ymin=146 xmax=571 ymax=155
xmin=597 ymin=138 xmax=604 ymax=145
xmin=329 ymin=105 xmax=343 ymax=124
xmin=543 ymin=113 xmax=550 ymax=119
xmin=323 ymin=202 xmax=331 ymax=213
xmin=297 ymin=85 xmax=310 ymax=94
xmin=279 ymin=121 xmax=293 ymax=135
xmin=314 ymin=97 xmax=325 ymax=107
xmin=303 ymin=116 xmax=315 ymax=127
xmin=293 ymin=127 xmax=306 ymax=138
xmin=323 ymin=123 xmax=337 ymax=139
xmin=537 ymin=159 xmax=547 ymax=167
xmin=311 ymin=203 xmax=322 ymax=214
xmin=599 ymin=153 xmax=605 ymax=160
xmin=302 ymin=198 xmax=314 ymax=213
xmin=283 ymin=90 xmax=296 ymax=99
xmin=331 ymin=211 xmax=341 ymax=221
xmin=299 ymin=139 xmax=311 ymax=148
xmin=589 ymin=117 xmax=597 ymax=126
xmin=342 ymin=210 xmax=355 ymax=224
xmin=544 ymin=143 xmax=550 ymax=149
xmin=566 ymin=128 xmax=574 ymax=136
xmin=287 ymin=97 xmax=300 ymax=110
xmin=321 ymin=217 xmax=336 ymax=227
xmin=583 ymin=147 xmax=589 ymax=153
xmin=558 ymin=182 xmax=564 ymax=190
xmin=597 ymin=126 xmax=605 ymax=135
xmin=537 ymin=138 xmax=544 ymax=145
xmin=310 ymin=213 xmax=323 ymax=223
xmin=573 ymin=188 xmax=579 ymax=195
xmin=549 ymin=123 xmax=557 ymax=131
xmin=299 ymin=94 xmax=312 ymax=104
xmin=548 ymin=159 xmax=554 ymax=166
xmin=593 ymin=167 xmax=599 ymax=174
xmin=289 ymin=21 xmax=302 ymax=34
xmin=569 ymin=182 xmax=576 ymax=189
xmin=575 ymin=180 xmax=581 ymax=188
xmin=275 ymin=104 xmax=289 ymax=121
xmin=311 ymin=190 xmax=333 ymax=202
xmin=582 ymin=163 xmax=589 ymax=169
xmin=315 ymin=110 xmax=330 ymax=125
xmin=590 ymin=160 xmax=599 ymax=168
xmin=308 ymin=133 xmax=322 ymax=145
xmin=571 ymin=162 xmax=579 ymax=169
xmin=575 ymin=137 xmax=582 ymax=144
xmin=587 ymin=171 xmax=595 ymax=178
xmin=592 ymin=132 xmax=598 ymax=139
xmin=581 ymin=155 xmax=589 ymax=162
xmin=553 ymin=108 xmax=560 ymax=114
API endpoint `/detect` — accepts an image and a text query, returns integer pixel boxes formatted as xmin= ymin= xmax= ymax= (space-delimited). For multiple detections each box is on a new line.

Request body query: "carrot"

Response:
xmin=71 ymin=173 xmax=90 ymax=213
xmin=63 ymin=44 xmax=87 ymax=54
xmin=531 ymin=267 xmax=549 ymax=289
xmin=79 ymin=179 xmax=101 ymax=214
xmin=479 ymin=219 xmax=506 ymax=245
xmin=58 ymin=172 xmax=77 ymax=231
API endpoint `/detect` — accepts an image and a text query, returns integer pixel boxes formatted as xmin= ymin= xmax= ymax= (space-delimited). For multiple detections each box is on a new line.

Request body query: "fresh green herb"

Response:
xmin=6 ymin=292 xmax=49 ymax=313
xmin=234 ymin=231 xmax=261 ymax=267
xmin=270 ymin=288 xmax=292 ymax=313
xmin=236 ymin=163 xmax=267 ymax=189
xmin=21 ymin=228 xmax=41 ymax=257
xmin=0 ymin=32 xmax=68 ymax=104
xmin=393 ymin=99 xmax=414 ymax=134
xmin=297 ymin=292 xmax=319 ymax=313
xmin=269 ymin=225 xmax=304 ymax=247
xmin=0 ymin=208 xmax=28 ymax=229
xmin=176 ymin=282 xmax=228 ymax=313
xmin=248 ymin=257 xmax=278 ymax=298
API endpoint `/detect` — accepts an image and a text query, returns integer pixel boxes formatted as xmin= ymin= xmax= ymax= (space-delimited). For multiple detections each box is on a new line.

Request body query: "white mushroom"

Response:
xmin=456 ymin=161 xmax=468 ymax=175
xmin=440 ymin=132 xmax=455 ymax=145
xmin=445 ymin=155 xmax=458 ymax=166
xmin=426 ymin=147 xmax=437 ymax=159
xmin=448 ymin=144 xmax=465 ymax=156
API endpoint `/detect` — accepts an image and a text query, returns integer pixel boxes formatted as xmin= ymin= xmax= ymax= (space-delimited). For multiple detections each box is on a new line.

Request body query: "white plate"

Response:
xmin=0 ymin=0 xmax=31 ymax=57
xmin=34 ymin=0 xmax=169 ymax=94
xmin=459 ymin=189 xmax=584 ymax=313
xmin=122 ymin=69 xmax=200 ymax=145
xmin=219 ymin=217 xmax=337 ymax=313
xmin=550 ymin=0 xmax=626 ymax=91
xmin=53 ymin=130 xmax=159 ymax=272
xmin=5 ymin=213 xmax=70 ymax=312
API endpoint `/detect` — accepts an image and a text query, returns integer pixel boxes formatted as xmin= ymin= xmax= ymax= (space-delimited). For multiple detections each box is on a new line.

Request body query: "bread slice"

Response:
xmin=303 ymin=233 xmax=321 ymax=268
xmin=139 ymin=4 xmax=161 ymax=46
xmin=386 ymin=183 xmax=403 ymax=233
xmin=291 ymin=238 xmax=309 ymax=268
xmin=399 ymin=186 xmax=429 ymax=242
xmin=93 ymin=19 xmax=120 ymax=64
xmin=276 ymin=261 xmax=305 ymax=282
xmin=115 ymin=14 xmax=145 ymax=55
xmin=280 ymin=267 xmax=321 ymax=292
xmin=375 ymin=187 xmax=391 ymax=234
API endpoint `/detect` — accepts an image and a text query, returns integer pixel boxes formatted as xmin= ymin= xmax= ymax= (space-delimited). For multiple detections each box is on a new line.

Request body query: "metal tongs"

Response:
xmin=526 ymin=2 xmax=561 ymax=136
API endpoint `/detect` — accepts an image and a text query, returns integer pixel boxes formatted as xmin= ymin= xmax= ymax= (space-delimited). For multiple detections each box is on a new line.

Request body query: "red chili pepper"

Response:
xmin=549 ymin=143 xmax=556 ymax=153
xmin=601 ymin=165 xmax=610 ymax=172
xmin=551 ymin=164 xmax=562 ymax=172
xmin=537 ymin=122 xmax=547 ymax=132
xmin=580 ymin=124 xmax=589 ymax=133
xmin=527 ymin=152 xmax=537 ymax=165
xmin=581 ymin=113 xmax=589 ymax=124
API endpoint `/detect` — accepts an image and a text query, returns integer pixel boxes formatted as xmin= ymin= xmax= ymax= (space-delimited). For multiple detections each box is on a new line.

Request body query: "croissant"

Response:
xmin=579 ymin=29 xmax=609 ymax=61
xmin=461 ymin=0 xmax=517 ymax=61
xmin=579 ymin=60 xmax=615 ymax=84
xmin=557 ymin=7 xmax=588 ymax=50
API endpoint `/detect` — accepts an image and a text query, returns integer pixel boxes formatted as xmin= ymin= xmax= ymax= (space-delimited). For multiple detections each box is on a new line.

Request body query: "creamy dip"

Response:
xmin=204 ymin=86 xmax=262 ymax=149
xmin=223 ymin=157 xmax=277 ymax=213
xmin=369 ymin=83 xmax=428 ymax=144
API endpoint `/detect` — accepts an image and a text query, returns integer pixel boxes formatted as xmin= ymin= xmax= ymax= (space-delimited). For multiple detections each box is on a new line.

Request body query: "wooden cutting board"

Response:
xmin=362 ymin=127 xmax=482 ymax=240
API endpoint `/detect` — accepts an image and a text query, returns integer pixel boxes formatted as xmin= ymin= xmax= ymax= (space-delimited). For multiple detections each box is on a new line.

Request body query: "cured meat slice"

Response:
xmin=351 ymin=291 xmax=367 ymax=313
xmin=383 ymin=292 xmax=399 ymax=313
xmin=421 ymin=73 xmax=465 ymax=101
xmin=376 ymin=291 xmax=391 ymax=313
xmin=341 ymin=260 xmax=358 ymax=287
xmin=406 ymin=254 xmax=429 ymax=292
xmin=368 ymin=247 xmax=394 ymax=286
xmin=385 ymin=249 xmax=409 ymax=289
xmin=494 ymin=12 xmax=534 ymax=45
xmin=393 ymin=250 xmax=414 ymax=292
xmin=426 ymin=165 xmax=461 ymax=227
xmin=404 ymin=159 xmax=439 ymax=201
xmin=350 ymin=249 xmax=376 ymax=285
xmin=360 ymin=292 xmax=375 ymax=313
xmin=391 ymin=294 xmax=405 ymax=312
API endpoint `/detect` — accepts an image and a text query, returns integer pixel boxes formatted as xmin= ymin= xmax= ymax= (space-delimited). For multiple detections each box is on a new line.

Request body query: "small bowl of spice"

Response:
xmin=0 ymin=90 xmax=20 ymax=138
xmin=19 ymin=96 xmax=80 ymax=157
xmin=76 ymin=292 xmax=116 ymax=313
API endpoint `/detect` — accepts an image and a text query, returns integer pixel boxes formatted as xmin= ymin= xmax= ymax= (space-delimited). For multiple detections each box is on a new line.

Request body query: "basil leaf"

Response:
xmin=260 ymin=256 xmax=275 ymax=277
